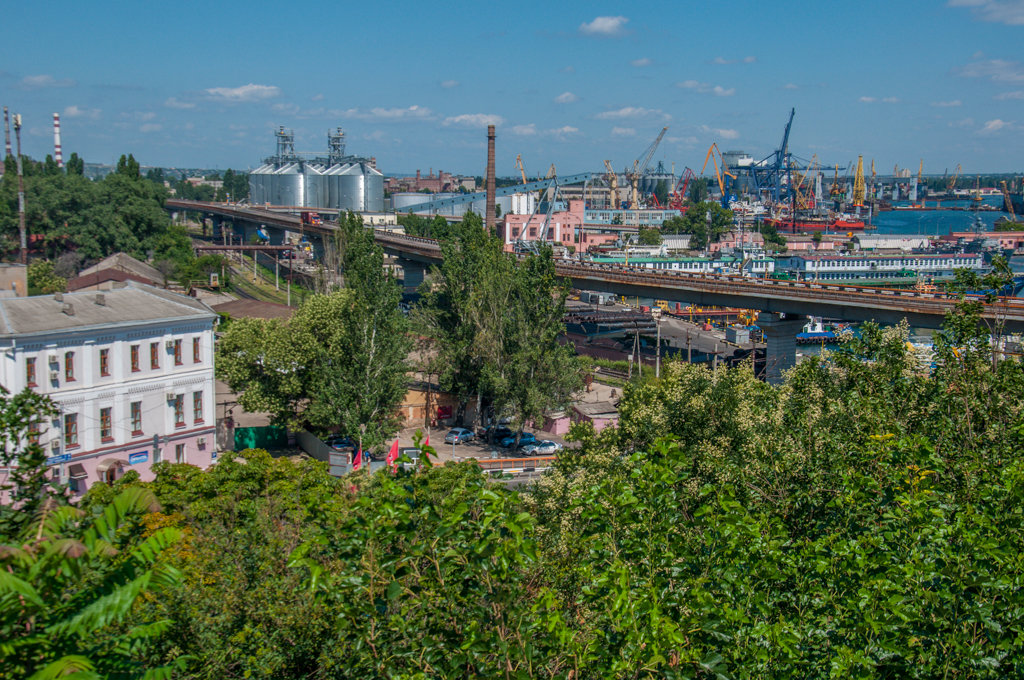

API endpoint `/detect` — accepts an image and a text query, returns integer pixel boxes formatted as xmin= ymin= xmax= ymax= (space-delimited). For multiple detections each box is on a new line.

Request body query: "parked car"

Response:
xmin=521 ymin=440 xmax=563 ymax=456
xmin=479 ymin=428 xmax=512 ymax=444
xmin=499 ymin=432 xmax=538 ymax=449
xmin=444 ymin=427 xmax=476 ymax=444
xmin=326 ymin=435 xmax=355 ymax=452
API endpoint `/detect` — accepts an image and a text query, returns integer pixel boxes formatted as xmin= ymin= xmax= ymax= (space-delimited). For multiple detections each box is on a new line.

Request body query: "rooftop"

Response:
xmin=0 ymin=281 xmax=216 ymax=337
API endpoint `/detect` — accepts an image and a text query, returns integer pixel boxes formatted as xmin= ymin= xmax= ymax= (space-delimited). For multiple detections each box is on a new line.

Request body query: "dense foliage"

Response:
xmin=217 ymin=213 xmax=409 ymax=445
xmin=662 ymin=201 xmax=733 ymax=249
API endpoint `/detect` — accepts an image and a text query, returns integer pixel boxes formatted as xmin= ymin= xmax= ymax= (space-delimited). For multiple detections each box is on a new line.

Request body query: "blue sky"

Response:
xmin=2 ymin=0 xmax=1023 ymax=175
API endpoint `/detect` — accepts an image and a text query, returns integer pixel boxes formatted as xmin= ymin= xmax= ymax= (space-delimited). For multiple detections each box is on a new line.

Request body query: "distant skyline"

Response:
xmin=2 ymin=0 xmax=1023 ymax=175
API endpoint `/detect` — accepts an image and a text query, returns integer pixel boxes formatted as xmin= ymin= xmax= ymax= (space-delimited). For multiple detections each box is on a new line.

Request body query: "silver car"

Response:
xmin=520 ymin=440 xmax=563 ymax=456
xmin=444 ymin=427 xmax=475 ymax=444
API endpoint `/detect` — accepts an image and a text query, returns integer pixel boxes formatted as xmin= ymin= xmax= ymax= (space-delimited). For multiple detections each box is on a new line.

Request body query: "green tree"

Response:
xmin=26 ymin=260 xmax=67 ymax=295
xmin=65 ymin=152 xmax=84 ymax=176
xmin=661 ymin=201 xmax=733 ymax=249
xmin=0 ymin=387 xmax=60 ymax=537
xmin=637 ymin=227 xmax=662 ymax=245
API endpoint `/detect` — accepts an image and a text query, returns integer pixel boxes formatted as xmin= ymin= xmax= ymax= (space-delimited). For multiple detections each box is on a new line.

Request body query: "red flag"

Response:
xmin=386 ymin=439 xmax=399 ymax=470
xmin=424 ymin=433 xmax=429 ymax=449
xmin=352 ymin=448 xmax=362 ymax=471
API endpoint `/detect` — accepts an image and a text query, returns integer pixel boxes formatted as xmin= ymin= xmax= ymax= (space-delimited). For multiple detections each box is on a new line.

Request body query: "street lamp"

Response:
xmin=652 ymin=306 xmax=663 ymax=378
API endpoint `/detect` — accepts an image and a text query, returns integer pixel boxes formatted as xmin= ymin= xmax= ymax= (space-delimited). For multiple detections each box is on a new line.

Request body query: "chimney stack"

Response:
xmin=485 ymin=125 xmax=496 ymax=232
xmin=3 ymin=107 xmax=10 ymax=159
xmin=52 ymin=113 xmax=63 ymax=168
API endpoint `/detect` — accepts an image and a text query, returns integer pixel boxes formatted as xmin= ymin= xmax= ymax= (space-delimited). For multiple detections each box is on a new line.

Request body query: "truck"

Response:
xmin=300 ymin=211 xmax=323 ymax=227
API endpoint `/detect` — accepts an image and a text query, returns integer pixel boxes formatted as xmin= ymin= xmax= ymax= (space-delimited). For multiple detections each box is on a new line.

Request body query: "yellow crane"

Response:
xmin=603 ymin=160 xmax=619 ymax=209
xmin=948 ymin=163 xmax=961 ymax=192
xmin=870 ymin=159 xmax=877 ymax=198
xmin=627 ymin=126 xmax=668 ymax=208
xmin=513 ymin=154 xmax=528 ymax=185
xmin=918 ymin=159 xmax=923 ymax=184
xmin=1001 ymin=180 xmax=1016 ymax=219
xmin=830 ymin=164 xmax=841 ymax=197
xmin=701 ymin=143 xmax=736 ymax=199
xmin=852 ymin=155 xmax=866 ymax=206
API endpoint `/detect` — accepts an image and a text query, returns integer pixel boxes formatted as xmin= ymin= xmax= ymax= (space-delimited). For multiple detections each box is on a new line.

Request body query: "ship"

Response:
xmin=763 ymin=212 xmax=866 ymax=233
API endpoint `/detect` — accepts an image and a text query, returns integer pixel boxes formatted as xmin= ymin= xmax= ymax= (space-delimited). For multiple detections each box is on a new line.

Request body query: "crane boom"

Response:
xmin=603 ymin=160 xmax=619 ymax=210
xmin=626 ymin=126 xmax=669 ymax=209
xmin=514 ymin=154 xmax=528 ymax=185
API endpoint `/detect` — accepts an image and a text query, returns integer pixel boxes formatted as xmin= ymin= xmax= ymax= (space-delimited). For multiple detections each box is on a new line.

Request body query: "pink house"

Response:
xmin=571 ymin=401 xmax=619 ymax=433
xmin=501 ymin=200 xmax=621 ymax=252
xmin=942 ymin=231 xmax=1024 ymax=250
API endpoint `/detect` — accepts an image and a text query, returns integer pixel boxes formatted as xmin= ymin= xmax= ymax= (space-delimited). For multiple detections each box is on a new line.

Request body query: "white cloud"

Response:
xmin=511 ymin=124 xmax=537 ymax=136
xmin=956 ymin=58 xmax=1024 ymax=82
xmin=859 ymin=96 xmax=877 ymax=102
xmin=951 ymin=117 xmax=976 ymax=128
xmin=784 ymin=83 xmax=799 ymax=90
xmin=631 ymin=58 xmax=651 ymax=67
xmin=579 ymin=15 xmax=629 ymax=36
xmin=19 ymin=74 xmax=75 ymax=89
xmin=948 ymin=0 xmax=1024 ymax=25
xmin=978 ymin=118 xmax=1015 ymax=134
xmin=611 ymin=127 xmax=636 ymax=136
xmin=678 ymin=80 xmax=734 ymax=96
xmin=441 ymin=80 xmax=460 ymax=89
xmin=140 ymin=123 xmax=162 ymax=133
xmin=443 ymin=113 xmax=505 ymax=128
xmin=205 ymin=83 xmax=281 ymax=102
xmin=700 ymin=124 xmax=739 ymax=139
xmin=311 ymin=93 xmax=324 ymax=101
xmin=931 ymin=99 xmax=963 ymax=107
xmin=554 ymin=91 xmax=579 ymax=104
xmin=666 ymin=135 xmax=699 ymax=145
xmin=550 ymin=125 xmax=579 ymax=136
xmin=272 ymin=102 xmax=300 ymax=115
xmin=165 ymin=97 xmax=195 ymax=109
xmin=63 ymin=105 xmax=100 ymax=119
xmin=365 ymin=105 xmax=432 ymax=120
xmin=711 ymin=57 xmax=734 ymax=65
xmin=743 ymin=56 xmax=757 ymax=63
xmin=995 ymin=90 xmax=1024 ymax=99
xmin=882 ymin=96 xmax=900 ymax=103
xmin=595 ymin=106 xmax=670 ymax=121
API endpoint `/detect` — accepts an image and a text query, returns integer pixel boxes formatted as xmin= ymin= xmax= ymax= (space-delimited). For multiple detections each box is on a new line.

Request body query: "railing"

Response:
xmin=475 ymin=456 xmax=557 ymax=473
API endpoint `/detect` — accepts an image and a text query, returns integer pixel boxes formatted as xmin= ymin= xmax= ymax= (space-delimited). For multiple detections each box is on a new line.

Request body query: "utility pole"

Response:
xmin=653 ymin=306 xmax=662 ymax=378
xmin=14 ymin=114 xmax=26 ymax=264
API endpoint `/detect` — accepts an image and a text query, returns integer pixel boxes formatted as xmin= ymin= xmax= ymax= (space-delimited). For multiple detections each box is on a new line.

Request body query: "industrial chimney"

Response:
xmin=485 ymin=124 xmax=496 ymax=232
xmin=3 ymin=107 xmax=10 ymax=159
xmin=52 ymin=113 xmax=63 ymax=168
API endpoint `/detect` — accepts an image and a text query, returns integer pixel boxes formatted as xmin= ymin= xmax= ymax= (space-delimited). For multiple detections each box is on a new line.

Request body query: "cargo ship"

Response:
xmin=763 ymin=213 xmax=866 ymax=233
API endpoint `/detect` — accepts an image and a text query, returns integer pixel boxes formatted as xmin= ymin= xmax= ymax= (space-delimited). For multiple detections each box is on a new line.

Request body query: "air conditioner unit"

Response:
xmin=47 ymin=354 xmax=59 ymax=365
xmin=49 ymin=370 xmax=60 ymax=382
xmin=165 ymin=340 xmax=175 ymax=351
xmin=50 ymin=440 xmax=60 ymax=451
xmin=165 ymin=392 xmax=177 ymax=402
xmin=197 ymin=437 xmax=207 ymax=447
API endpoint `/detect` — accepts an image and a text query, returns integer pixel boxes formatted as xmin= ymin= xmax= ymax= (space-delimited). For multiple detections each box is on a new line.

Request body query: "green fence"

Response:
xmin=233 ymin=426 xmax=288 ymax=452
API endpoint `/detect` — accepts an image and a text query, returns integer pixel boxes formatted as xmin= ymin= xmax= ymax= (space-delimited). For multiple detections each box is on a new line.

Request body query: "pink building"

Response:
xmin=708 ymin=230 xmax=765 ymax=254
xmin=0 ymin=283 xmax=218 ymax=500
xmin=501 ymin=200 xmax=622 ymax=252
xmin=571 ymin=401 xmax=619 ymax=433
xmin=781 ymin=234 xmax=841 ymax=252
xmin=941 ymin=231 xmax=1024 ymax=250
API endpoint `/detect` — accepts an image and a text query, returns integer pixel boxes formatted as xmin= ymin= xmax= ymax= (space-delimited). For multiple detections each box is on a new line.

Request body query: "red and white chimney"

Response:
xmin=52 ymin=112 xmax=63 ymax=168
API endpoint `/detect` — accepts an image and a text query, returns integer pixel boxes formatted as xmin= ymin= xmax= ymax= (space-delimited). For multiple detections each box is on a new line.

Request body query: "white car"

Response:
xmin=520 ymin=440 xmax=563 ymax=456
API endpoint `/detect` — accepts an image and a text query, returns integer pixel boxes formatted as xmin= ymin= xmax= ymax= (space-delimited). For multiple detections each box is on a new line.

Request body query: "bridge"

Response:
xmin=166 ymin=200 xmax=1024 ymax=382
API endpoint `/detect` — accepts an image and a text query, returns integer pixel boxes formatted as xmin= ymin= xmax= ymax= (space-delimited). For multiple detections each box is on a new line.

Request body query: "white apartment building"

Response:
xmin=0 ymin=282 xmax=218 ymax=497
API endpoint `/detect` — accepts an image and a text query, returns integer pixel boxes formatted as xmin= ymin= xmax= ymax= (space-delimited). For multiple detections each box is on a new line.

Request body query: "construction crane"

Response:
xmin=852 ymin=155 xmax=866 ymax=206
xmin=604 ymin=160 xmax=620 ymax=209
xmin=514 ymin=154 xmax=528 ymax=185
xmin=1002 ymin=180 xmax=1016 ymax=219
xmin=668 ymin=167 xmax=696 ymax=211
xmin=869 ymin=159 xmax=877 ymax=198
xmin=948 ymin=164 xmax=961 ymax=193
xmin=917 ymin=159 xmax=923 ymax=185
xmin=701 ymin=143 xmax=736 ymax=207
xmin=750 ymin=108 xmax=795 ymax=206
xmin=626 ymin=126 xmax=668 ymax=209
xmin=830 ymin=164 xmax=841 ymax=197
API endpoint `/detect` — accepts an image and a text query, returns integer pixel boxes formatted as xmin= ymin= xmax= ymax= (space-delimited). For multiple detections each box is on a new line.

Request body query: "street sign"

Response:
xmin=129 ymin=451 xmax=149 ymax=465
xmin=46 ymin=453 xmax=71 ymax=465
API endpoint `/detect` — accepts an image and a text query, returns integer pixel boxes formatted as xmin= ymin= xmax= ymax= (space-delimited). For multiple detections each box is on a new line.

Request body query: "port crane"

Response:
xmin=852 ymin=156 xmax=866 ymax=207
xmin=626 ymin=126 xmax=668 ymax=208
xmin=514 ymin=154 xmax=528 ymax=185
xmin=603 ymin=160 xmax=620 ymax=209
xmin=1002 ymin=180 xmax=1016 ymax=219
xmin=701 ymin=143 xmax=737 ymax=207
xmin=948 ymin=164 xmax=961 ymax=193
xmin=668 ymin=167 xmax=696 ymax=211
xmin=750 ymin=108 xmax=795 ymax=207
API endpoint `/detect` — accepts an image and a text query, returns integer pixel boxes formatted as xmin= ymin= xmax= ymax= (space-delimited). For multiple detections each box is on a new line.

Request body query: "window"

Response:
xmin=175 ymin=443 xmax=186 ymax=464
xmin=99 ymin=348 xmax=110 ymax=377
xmin=26 ymin=357 xmax=36 ymax=386
xmin=27 ymin=420 xmax=40 ymax=444
xmin=131 ymin=345 xmax=140 ymax=372
xmin=153 ymin=446 xmax=162 ymax=464
xmin=64 ymin=352 xmax=75 ymax=381
xmin=150 ymin=343 xmax=160 ymax=369
xmin=64 ymin=413 xmax=78 ymax=448
xmin=173 ymin=395 xmax=185 ymax=427
xmin=100 ymin=407 xmax=112 ymax=441
xmin=173 ymin=339 xmax=182 ymax=366
xmin=193 ymin=391 xmax=203 ymax=423
xmin=131 ymin=401 xmax=142 ymax=435
xmin=193 ymin=337 xmax=201 ymax=363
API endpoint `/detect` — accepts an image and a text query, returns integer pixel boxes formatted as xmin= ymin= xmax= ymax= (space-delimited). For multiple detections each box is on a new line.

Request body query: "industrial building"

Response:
xmin=249 ymin=127 xmax=384 ymax=212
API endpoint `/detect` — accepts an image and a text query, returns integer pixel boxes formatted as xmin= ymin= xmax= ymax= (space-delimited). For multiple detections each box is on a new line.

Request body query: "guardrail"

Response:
xmin=475 ymin=455 xmax=557 ymax=474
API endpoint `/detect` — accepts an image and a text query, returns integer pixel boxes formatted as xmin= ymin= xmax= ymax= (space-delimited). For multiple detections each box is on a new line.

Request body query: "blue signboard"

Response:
xmin=128 ymin=451 xmax=149 ymax=465
xmin=46 ymin=453 xmax=71 ymax=465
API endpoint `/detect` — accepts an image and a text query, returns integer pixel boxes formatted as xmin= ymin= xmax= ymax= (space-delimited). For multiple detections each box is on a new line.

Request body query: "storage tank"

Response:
xmin=393 ymin=192 xmax=426 ymax=212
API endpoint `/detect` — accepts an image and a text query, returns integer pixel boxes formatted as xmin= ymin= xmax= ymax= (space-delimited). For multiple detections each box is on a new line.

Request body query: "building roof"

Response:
xmin=211 ymin=299 xmax=295 ymax=321
xmin=78 ymin=253 xmax=164 ymax=286
xmin=0 ymin=281 xmax=216 ymax=338
xmin=573 ymin=401 xmax=619 ymax=418
xmin=66 ymin=268 xmax=155 ymax=291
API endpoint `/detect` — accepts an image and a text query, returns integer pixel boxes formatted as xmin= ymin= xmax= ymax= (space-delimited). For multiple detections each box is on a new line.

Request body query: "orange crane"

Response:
xmin=700 ymin=143 xmax=736 ymax=200
xmin=513 ymin=154 xmax=528 ymax=185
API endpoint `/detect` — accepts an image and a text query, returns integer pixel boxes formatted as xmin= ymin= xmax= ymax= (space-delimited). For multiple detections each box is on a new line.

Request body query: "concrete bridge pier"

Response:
xmin=398 ymin=258 xmax=427 ymax=295
xmin=757 ymin=313 xmax=807 ymax=385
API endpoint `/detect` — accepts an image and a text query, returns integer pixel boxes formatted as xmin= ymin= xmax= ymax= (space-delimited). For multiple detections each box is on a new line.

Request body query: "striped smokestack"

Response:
xmin=52 ymin=113 xmax=63 ymax=168
xmin=485 ymin=124 xmax=496 ymax=232
xmin=3 ymin=107 xmax=10 ymax=159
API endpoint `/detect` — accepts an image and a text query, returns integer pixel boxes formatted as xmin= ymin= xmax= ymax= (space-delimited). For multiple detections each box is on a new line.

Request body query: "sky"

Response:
xmin=2 ymin=0 xmax=1023 ymax=176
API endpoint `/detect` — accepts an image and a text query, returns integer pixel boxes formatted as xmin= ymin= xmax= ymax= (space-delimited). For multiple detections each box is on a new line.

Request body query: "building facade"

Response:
xmin=0 ymin=282 xmax=218 ymax=498
xmin=776 ymin=252 xmax=985 ymax=282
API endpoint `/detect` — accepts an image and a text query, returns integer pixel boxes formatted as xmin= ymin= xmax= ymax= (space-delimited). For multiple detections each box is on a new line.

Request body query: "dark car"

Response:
xmin=325 ymin=435 xmax=355 ymax=452
xmin=499 ymin=432 xmax=538 ymax=449
xmin=483 ymin=425 xmax=513 ymax=443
